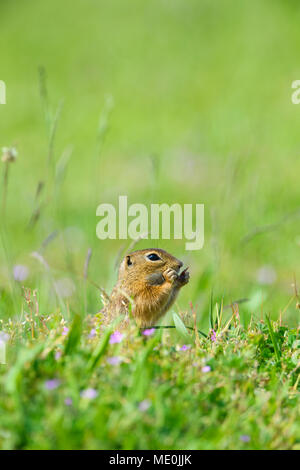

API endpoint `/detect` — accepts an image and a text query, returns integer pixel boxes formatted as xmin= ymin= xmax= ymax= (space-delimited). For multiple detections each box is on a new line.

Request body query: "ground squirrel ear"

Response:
xmin=126 ymin=255 xmax=132 ymax=266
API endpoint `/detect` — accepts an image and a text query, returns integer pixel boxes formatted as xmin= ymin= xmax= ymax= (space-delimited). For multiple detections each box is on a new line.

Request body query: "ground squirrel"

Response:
xmin=103 ymin=248 xmax=190 ymax=328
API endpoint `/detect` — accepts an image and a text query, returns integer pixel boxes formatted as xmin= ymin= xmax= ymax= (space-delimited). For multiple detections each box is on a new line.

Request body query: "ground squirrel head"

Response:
xmin=118 ymin=248 xmax=183 ymax=288
xmin=106 ymin=248 xmax=189 ymax=327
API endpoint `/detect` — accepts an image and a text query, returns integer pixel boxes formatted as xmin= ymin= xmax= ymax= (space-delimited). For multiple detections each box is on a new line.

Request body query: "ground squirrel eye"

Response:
xmin=147 ymin=253 xmax=161 ymax=261
xmin=126 ymin=255 xmax=132 ymax=266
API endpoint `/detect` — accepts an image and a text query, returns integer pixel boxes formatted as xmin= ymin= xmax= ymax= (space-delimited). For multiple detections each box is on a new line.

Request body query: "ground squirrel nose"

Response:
xmin=177 ymin=261 xmax=183 ymax=269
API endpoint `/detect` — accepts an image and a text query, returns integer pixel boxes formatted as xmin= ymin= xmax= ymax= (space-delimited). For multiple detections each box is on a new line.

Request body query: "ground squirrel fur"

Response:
xmin=102 ymin=248 xmax=190 ymax=327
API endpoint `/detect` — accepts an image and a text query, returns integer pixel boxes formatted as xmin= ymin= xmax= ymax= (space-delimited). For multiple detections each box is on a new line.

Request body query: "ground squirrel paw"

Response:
xmin=178 ymin=268 xmax=190 ymax=285
xmin=163 ymin=267 xmax=178 ymax=283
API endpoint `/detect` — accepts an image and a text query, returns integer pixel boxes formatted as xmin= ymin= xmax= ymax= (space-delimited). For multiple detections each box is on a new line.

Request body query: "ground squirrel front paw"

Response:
xmin=177 ymin=267 xmax=190 ymax=286
xmin=163 ymin=267 xmax=179 ymax=284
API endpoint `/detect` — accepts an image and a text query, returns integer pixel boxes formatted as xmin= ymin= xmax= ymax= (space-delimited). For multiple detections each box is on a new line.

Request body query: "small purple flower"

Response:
xmin=80 ymin=388 xmax=98 ymax=399
xmin=45 ymin=379 xmax=61 ymax=390
xmin=202 ymin=365 xmax=211 ymax=373
xmin=55 ymin=350 xmax=62 ymax=360
xmin=64 ymin=397 xmax=73 ymax=406
xmin=107 ymin=356 xmax=122 ymax=366
xmin=142 ymin=328 xmax=155 ymax=336
xmin=257 ymin=266 xmax=276 ymax=285
xmin=13 ymin=265 xmax=29 ymax=282
xmin=109 ymin=330 xmax=124 ymax=344
xmin=180 ymin=344 xmax=191 ymax=351
xmin=240 ymin=435 xmax=250 ymax=442
xmin=88 ymin=328 xmax=96 ymax=339
xmin=138 ymin=399 xmax=151 ymax=411
xmin=62 ymin=326 xmax=69 ymax=336
xmin=0 ymin=332 xmax=9 ymax=343
xmin=210 ymin=330 xmax=217 ymax=342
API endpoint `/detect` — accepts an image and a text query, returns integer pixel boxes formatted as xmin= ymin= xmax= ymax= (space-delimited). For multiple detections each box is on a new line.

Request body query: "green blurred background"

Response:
xmin=1 ymin=0 xmax=300 ymax=326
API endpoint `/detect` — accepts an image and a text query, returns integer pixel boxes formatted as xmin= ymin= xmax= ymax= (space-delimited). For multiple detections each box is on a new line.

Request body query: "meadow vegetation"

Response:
xmin=0 ymin=0 xmax=299 ymax=449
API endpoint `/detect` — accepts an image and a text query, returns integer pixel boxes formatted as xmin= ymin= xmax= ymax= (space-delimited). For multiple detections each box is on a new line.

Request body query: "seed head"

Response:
xmin=1 ymin=147 xmax=18 ymax=163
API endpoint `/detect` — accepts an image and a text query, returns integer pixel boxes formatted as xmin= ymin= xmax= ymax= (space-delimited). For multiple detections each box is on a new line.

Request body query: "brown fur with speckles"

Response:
xmin=102 ymin=248 xmax=190 ymax=328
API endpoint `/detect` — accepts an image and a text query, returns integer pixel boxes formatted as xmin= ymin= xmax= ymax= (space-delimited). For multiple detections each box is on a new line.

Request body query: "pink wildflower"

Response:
xmin=109 ymin=331 xmax=124 ymax=344
xmin=142 ymin=328 xmax=155 ymax=336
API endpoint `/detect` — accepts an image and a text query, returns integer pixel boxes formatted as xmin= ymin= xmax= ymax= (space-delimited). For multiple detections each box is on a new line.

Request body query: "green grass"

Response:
xmin=0 ymin=309 xmax=299 ymax=449
xmin=0 ymin=0 xmax=300 ymax=449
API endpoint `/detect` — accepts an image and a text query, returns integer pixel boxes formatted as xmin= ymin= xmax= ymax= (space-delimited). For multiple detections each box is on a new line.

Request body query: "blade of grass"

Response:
xmin=86 ymin=326 xmax=113 ymax=373
xmin=173 ymin=312 xmax=191 ymax=342
xmin=64 ymin=313 xmax=82 ymax=355
xmin=209 ymin=289 xmax=214 ymax=330
xmin=87 ymin=316 xmax=122 ymax=373
xmin=265 ymin=314 xmax=281 ymax=362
